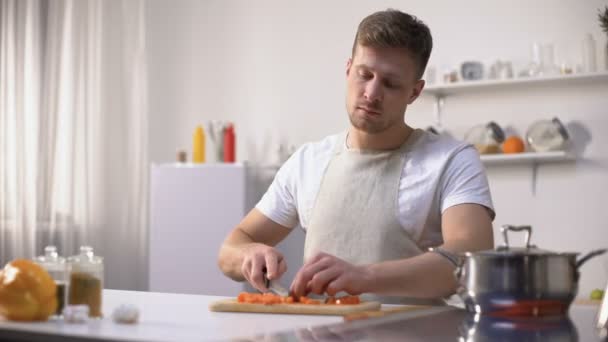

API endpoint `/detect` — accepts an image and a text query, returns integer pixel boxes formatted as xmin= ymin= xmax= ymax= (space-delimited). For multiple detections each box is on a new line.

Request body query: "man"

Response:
xmin=218 ymin=9 xmax=494 ymax=304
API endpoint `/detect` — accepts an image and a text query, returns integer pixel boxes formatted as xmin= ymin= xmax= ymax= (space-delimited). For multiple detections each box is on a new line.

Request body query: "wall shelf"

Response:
xmin=422 ymin=71 xmax=608 ymax=127
xmin=423 ymin=71 xmax=608 ymax=97
xmin=480 ymin=151 xmax=575 ymax=166
xmin=479 ymin=151 xmax=576 ymax=195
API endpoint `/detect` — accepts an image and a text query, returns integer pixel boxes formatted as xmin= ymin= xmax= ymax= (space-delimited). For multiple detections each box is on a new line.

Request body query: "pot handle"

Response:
xmin=575 ymin=249 xmax=607 ymax=269
xmin=501 ymin=225 xmax=533 ymax=250
xmin=428 ymin=247 xmax=462 ymax=268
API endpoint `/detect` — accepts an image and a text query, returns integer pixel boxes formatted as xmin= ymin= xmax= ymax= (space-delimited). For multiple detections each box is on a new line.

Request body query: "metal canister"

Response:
xmin=34 ymin=246 xmax=67 ymax=316
xmin=67 ymin=246 xmax=104 ymax=317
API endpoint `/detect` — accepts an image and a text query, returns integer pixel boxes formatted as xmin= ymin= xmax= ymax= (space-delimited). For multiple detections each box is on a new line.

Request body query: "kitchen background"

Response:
xmin=146 ymin=0 xmax=608 ymax=298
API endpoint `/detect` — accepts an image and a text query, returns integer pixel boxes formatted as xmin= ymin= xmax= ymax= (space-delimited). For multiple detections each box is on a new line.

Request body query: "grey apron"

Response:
xmin=304 ymin=129 xmax=442 ymax=305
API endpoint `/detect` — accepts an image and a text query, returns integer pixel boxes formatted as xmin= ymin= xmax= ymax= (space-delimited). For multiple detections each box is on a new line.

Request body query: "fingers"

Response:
xmin=308 ymin=267 xmax=340 ymax=295
xmin=250 ymin=254 xmax=267 ymax=292
xmin=240 ymin=258 xmax=252 ymax=284
xmin=326 ymin=271 xmax=364 ymax=296
xmin=326 ymin=277 xmax=348 ymax=296
xmin=277 ymin=257 xmax=288 ymax=278
xmin=264 ymin=252 xmax=284 ymax=279
xmin=242 ymin=246 xmax=286 ymax=292
xmin=292 ymin=252 xmax=365 ymax=297
xmin=290 ymin=253 xmax=334 ymax=297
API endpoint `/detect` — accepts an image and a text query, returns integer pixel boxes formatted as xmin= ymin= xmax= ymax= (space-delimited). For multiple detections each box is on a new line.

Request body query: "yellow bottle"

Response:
xmin=193 ymin=125 xmax=206 ymax=163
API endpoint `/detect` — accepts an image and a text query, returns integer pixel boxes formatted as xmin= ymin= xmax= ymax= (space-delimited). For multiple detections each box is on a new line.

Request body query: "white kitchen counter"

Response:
xmin=0 ymin=289 xmax=344 ymax=342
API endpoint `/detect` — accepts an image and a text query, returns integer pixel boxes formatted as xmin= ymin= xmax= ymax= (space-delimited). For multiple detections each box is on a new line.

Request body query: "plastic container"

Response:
xmin=67 ymin=246 xmax=104 ymax=317
xmin=526 ymin=117 xmax=569 ymax=152
xmin=223 ymin=123 xmax=235 ymax=163
xmin=34 ymin=246 xmax=67 ymax=316
xmin=582 ymin=33 xmax=597 ymax=73
xmin=193 ymin=125 xmax=206 ymax=163
xmin=464 ymin=121 xmax=506 ymax=154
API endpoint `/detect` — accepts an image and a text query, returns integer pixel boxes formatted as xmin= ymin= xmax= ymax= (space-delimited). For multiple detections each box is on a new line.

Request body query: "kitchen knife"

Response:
xmin=262 ymin=268 xmax=290 ymax=297
xmin=265 ymin=278 xmax=290 ymax=297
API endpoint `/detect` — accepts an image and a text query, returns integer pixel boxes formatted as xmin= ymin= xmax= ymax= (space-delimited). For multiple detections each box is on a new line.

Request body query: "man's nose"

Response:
xmin=364 ymin=79 xmax=383 ymax=103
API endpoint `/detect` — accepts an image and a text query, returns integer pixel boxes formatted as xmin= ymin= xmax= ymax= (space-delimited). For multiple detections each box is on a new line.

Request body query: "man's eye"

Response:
xmin=385 ymin=81 xmax=401 ymax=89
xmin=357 ymin=70 xmax=373 ymax=79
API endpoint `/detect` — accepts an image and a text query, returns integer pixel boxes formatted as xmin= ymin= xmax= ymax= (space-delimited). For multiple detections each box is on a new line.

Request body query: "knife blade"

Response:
xmin=266 ymin=278 xmax=290 ymax=297
xmin=262 ymin=268 xmax=290 ymax=297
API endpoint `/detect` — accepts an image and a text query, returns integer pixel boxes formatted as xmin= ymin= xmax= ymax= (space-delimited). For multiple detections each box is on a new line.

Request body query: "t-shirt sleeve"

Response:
xmin=439 ymin=145 xmax=495 ymax=220
xmin=255 ymin=152 xmax=301 ymax=229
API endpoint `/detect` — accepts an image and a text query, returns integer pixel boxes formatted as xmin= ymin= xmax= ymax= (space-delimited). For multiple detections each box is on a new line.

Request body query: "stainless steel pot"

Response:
xmin=431 ymin=225 xmax=607 ymax=317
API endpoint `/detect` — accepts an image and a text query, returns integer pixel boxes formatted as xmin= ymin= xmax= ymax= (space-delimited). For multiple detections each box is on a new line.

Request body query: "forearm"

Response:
xmin=218 ymin=209 xmax=293 ymax=283
xmin=363 ymin=239 xmax=491 ymax=298
xmin=363 ymin=251 xmax=455 ymax=298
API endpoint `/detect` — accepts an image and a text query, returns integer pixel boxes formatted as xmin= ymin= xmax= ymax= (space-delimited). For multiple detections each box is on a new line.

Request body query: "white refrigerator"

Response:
xmin=149 ymin=163 xmax=248 ymax=296
xmin=149 ymin=163 xmax=305 ymax=296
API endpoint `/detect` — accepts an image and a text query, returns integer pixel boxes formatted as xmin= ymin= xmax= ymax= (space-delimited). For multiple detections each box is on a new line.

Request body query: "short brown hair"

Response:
xmin=352 ymin=9 xmax=433 ymax=79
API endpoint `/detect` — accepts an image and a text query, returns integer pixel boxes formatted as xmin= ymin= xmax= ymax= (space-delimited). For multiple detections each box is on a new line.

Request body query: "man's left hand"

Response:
xmin=289 ymin=252 xmax=372 ymax=298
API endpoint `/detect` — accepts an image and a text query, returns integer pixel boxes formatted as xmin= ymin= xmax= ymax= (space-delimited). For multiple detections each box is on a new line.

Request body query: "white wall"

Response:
xmin=146 ymin=0 xmax=608 ymax=297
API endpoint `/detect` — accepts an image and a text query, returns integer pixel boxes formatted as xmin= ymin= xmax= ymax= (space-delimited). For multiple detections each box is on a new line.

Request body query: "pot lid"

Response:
xmin=473 ymin=245 xmax=575 ymax=257
xmin=473 ymin=225 xmax=577 ymax=257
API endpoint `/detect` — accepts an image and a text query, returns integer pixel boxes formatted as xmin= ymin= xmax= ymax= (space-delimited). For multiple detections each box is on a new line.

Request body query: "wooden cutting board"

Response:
xmin=209 ymin=299 xmax=381 ymax=315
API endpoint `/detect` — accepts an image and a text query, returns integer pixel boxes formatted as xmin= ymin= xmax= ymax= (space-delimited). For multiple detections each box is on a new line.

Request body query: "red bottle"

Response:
xmin=223 ymin=123 xmax=236 ymax=163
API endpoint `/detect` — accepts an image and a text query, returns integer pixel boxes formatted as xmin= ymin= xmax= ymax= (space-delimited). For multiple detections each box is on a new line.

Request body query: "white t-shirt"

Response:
xmin=256 ymin=130 xmax=495 ymax=249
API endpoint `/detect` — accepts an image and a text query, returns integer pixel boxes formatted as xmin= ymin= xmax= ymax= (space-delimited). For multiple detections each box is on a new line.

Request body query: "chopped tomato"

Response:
xmin=325 ymin=295 xmax=360 ymax=304
xmin=299 ymin=296 xmax=321 ymax=305
xmin=236 ymin=292 xmax=360 ymax=305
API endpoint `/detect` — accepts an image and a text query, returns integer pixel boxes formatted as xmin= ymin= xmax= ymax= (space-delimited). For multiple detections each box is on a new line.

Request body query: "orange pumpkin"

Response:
xmin=0 ymin=259 xmax=57 ymax=321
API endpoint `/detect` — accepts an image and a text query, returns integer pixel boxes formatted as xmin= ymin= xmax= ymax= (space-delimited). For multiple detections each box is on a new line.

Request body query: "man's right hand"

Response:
xmin=218 ymin=208 xmax=292 ymax=288
xmin=241 ymin=243 xmax=287 ymax=292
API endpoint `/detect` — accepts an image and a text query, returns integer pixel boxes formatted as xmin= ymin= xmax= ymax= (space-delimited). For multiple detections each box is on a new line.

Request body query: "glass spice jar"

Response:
xmin=464 ymin=121 xmax=506 ymax=154
xmin=34 ymin=246 xmax=67 ymax=316
xmin=67 ymin=246 xmax=104 ymax=318
xmin=526 ymin=117 xmax=570 ymax=152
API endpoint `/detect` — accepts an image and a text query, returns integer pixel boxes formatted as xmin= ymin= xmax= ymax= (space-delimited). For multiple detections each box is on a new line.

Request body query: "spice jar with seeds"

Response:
xmin=67 ymin=246 xmax=104 ymax=318
xmin=34 ymin=246 xmax=67 ymax=317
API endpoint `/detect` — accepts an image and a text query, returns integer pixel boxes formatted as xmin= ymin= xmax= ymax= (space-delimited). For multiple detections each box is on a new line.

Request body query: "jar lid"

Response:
xmin=68 ymin=246 xmax=103 ymax=265
xmin=465 ymin=121 xmax=506 ymax=147
xmin=487 ymin=121 xmax=505 ymax=143
xmin=552 ymin=117 xmax=570 ymax=140
xmin=34 ymin=246 xmax=66 ymax=270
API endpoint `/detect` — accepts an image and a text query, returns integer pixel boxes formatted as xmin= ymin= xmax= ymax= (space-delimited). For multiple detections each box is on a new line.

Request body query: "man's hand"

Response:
xmin=218 ymin=209 xmax=292 ymax=287
xmin=290 ymin=252 xmax=371 ymax=298
xmin=241 ymin=243 xmax=287 ymax=292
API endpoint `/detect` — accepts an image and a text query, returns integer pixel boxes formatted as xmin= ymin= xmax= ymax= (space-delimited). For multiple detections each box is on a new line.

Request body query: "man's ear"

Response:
xmin=346 ymin=58 xmax=353 ymax=77
xmin=408 ymin=79 xmax=425 ymax=104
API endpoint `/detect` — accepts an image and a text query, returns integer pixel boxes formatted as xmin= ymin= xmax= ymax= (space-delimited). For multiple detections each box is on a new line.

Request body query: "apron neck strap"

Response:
xmin=338 ymin=128 xmax=422 ymax=155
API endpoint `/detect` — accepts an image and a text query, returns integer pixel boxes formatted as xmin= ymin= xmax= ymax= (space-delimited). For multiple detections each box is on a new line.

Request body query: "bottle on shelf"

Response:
xmin=193 ymin=125 xmax=206 ymax=163
xmin=208 ymin=120 xmax=226 ymax=162
xmin=582 ymin=33 xmax=597 ymax=73
xmin=223 ymin=123 xmax=235 ymax=163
